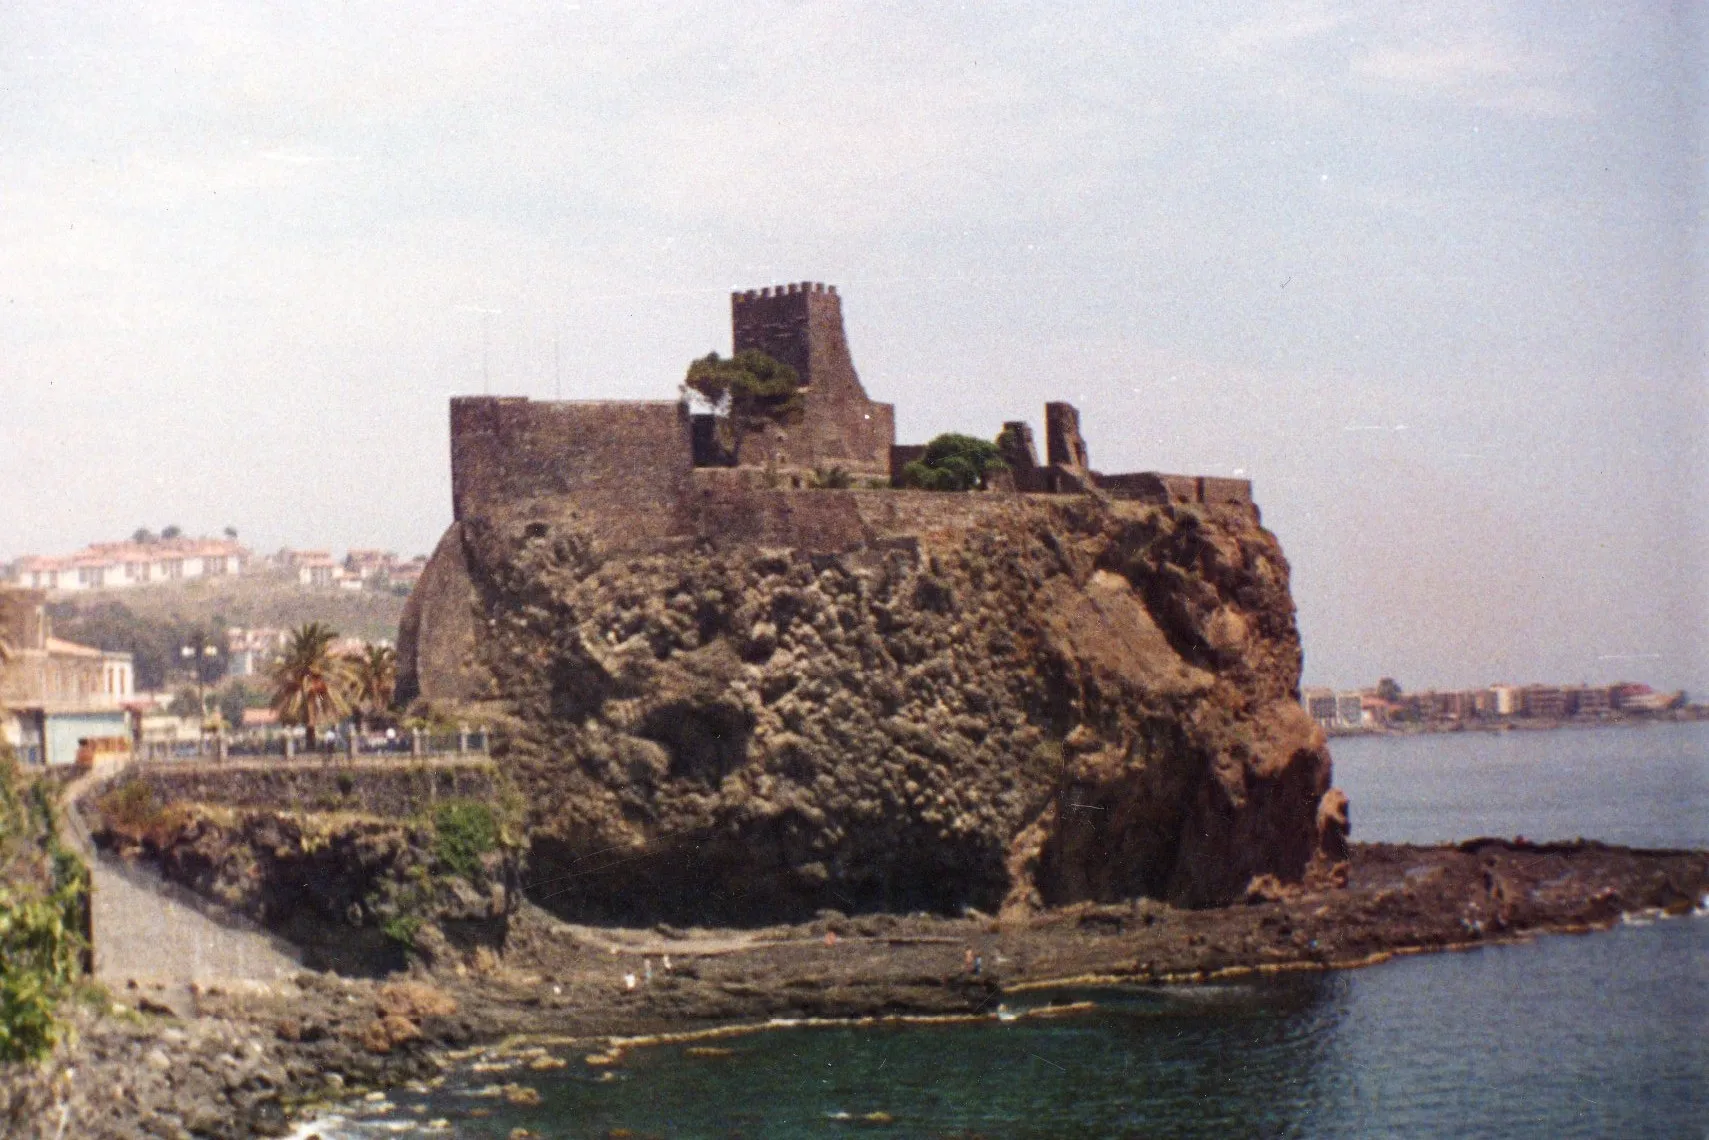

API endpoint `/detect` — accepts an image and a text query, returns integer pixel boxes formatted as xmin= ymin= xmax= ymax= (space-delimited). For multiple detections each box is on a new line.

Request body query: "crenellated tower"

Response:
xmin=727 ymin=282 xmax=894 ymax=473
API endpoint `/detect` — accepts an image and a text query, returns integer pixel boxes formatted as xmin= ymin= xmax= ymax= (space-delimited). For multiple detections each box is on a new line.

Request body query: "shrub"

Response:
xmin=0 ymin=890 xmax=80 ymax=1060
xmin=432 ymin=800 xmax=498 ymax=879
xmin=897 ymin=434 xmax=1007 ymax=492
xmin=95 ymin=781 xmax=189 ymax=847
xmin=808 ymin=466 xmax=854 ymax=490
xmin=0 ymin=750 xmax=86 ymax=1061
xmin=381 ymin=910 xmax=424 ymax=948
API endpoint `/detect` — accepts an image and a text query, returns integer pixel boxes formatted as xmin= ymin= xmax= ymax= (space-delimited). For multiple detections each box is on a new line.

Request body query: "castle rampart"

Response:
xmin=408 ymin=284 xmax=1257 ymax=708
xmin=440 ymin=282 xmax=1253 ymax=545
xmin=450 ymin=396 xmax=692 ymax=541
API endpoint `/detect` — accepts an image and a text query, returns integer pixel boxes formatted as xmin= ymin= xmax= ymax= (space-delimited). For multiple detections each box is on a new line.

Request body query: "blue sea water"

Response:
xmin=314 ymin=723 xmax=1709 ymax=1139
xmin=1329 ymin=720 xmax=1709 ymax=850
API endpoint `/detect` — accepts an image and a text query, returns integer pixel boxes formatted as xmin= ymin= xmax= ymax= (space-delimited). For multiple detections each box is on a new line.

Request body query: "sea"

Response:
xmin=305 ymin=721 xmax=1709 ymax=1139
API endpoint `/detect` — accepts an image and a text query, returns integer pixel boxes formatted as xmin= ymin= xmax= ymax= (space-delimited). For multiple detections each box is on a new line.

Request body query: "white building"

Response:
xmin=288 ymin=550 xmax=340 ymax=588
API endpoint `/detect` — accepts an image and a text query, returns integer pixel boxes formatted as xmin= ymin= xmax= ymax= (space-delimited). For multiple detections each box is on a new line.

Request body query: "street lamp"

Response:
xmin=180 ymin=636 xmax=222 ymax=756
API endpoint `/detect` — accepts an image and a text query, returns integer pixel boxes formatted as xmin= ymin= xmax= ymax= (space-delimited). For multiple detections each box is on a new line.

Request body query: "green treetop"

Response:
xmin=683 ymin=350 xmax=804 ymax=462
xmin=899 ymin=433 xmax=1008 ymax=492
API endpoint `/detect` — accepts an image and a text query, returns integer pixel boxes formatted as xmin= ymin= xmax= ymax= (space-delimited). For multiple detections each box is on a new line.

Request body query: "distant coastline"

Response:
xmin=1324 ymin=707 xmax=1708 ymax=739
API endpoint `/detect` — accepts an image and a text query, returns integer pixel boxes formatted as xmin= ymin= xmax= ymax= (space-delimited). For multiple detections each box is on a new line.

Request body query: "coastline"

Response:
xmin=1325 ymin=707 xmax=1708 ymax=739
xmin=4 ymin=837 xmax=1705 ymax=1139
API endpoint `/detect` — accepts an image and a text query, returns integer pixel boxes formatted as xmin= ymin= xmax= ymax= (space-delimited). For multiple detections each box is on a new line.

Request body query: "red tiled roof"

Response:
xmin=43 ymin=636 xmax=103 ymax=658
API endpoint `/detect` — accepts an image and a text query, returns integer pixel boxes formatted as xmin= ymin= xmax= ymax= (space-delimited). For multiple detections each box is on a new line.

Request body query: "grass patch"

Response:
xmin=431 ymin=800 xmax=499 ymax=879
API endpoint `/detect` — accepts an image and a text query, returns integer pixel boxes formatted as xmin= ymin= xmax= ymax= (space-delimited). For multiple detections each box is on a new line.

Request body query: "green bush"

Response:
xmin=0 ymin=750 xmax=87 ymax=1061
xmin=95 ymin=780 xmax=188 ymax=846
xmin=0 ymin=887 xmax=83 ymax=1061
xmin=898 ymin=433 xmax=1007 ymax=492
xmin=381 ymin=910 xmax=424 ymax=948
xmin=432 ymin=800 xmax=498 ymax=879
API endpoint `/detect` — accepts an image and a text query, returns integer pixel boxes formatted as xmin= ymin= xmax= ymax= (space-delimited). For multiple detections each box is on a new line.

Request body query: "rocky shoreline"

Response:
xmin=4 ymin=838 xmax=1705 ymax=1139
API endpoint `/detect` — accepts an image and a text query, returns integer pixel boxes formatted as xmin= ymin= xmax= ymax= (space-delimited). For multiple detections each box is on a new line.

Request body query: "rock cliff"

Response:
xmin=407 ymin=491 xmax=1343 ymax=924
xmin=91 ymin=783 xmax=521 ymax=974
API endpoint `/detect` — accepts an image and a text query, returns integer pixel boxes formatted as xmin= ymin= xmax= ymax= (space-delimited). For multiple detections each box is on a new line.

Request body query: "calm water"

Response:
xmin=1330 ymin=721 xmax=1709 ymax=849
xmin=314 ymin=723 xmax=1709 ymax=1139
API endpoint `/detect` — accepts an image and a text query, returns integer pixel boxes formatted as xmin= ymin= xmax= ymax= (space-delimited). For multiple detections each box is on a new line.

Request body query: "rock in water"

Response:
xmin=404 ymin=492 xmax=1342 ymax=921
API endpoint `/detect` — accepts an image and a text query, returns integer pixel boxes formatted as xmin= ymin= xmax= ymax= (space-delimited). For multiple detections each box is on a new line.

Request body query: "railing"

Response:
xmin=135 ymin=726 xmax=491 ymax=763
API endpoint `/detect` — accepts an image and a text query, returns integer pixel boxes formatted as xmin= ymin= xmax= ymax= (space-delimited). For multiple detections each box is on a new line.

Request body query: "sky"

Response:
xmin=2 ymin=2 xmax=1704 ymax=694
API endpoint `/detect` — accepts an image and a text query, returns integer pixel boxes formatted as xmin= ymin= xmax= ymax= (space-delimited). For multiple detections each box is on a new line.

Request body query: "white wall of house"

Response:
xmin=102 ymin=655 xmax=133 ymax=699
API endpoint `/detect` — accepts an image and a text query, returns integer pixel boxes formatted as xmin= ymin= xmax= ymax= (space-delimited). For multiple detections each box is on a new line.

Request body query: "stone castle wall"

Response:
xmin=411 ymin=284 xmax=1255 ymax=703
xmin=450 ymin=397 xmax=692 ymax=539
xmin=679 ymin=472 xmax=1044 ymax=554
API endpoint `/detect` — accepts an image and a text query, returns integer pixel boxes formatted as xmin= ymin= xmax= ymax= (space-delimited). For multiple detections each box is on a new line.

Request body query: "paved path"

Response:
xmin=59 ymin=768 xmax=301 ymax=1000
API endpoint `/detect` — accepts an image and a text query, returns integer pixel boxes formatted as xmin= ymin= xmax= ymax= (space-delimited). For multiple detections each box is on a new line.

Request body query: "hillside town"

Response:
xmin=0 ymin=585 xmax=415 ymax=767
xmin=1302 ymin=678 xmax=1695 ymax=734
xmin=0 ymin=533 xmax=431 ymax=768
xmin=4 ymin=533 xmax=428 ymax=595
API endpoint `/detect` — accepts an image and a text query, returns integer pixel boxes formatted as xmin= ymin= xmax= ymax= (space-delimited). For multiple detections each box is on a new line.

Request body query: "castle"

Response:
xmin=402 ymin=281 xmax=1259 ymax=708
xmin=447 ymin=281 xmax=1252 ymax=545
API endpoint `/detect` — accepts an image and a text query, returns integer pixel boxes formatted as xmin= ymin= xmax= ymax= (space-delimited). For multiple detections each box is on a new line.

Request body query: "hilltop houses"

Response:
xmin=8 ymin=536 xmax=249 ymax=592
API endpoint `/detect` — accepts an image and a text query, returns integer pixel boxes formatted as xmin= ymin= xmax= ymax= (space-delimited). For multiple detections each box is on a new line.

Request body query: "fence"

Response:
xmin=137 ymin=726 xmax=491 ymax=763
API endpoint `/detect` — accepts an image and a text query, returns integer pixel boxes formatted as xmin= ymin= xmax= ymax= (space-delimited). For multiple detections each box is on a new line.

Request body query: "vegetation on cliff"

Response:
xmin=93 ymin=777 xmax=520 ymax=974
xmin=0 ymin=750 xmax=88 ymax=1061
xmin=897 ymin=433 xmax=1009 ymax=491
xmin=684 ymin=349 xmax=804 ymax=462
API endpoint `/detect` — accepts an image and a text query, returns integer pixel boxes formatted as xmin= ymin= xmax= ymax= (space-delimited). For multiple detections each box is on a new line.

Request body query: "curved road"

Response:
xmin=59 ymin=767 xmax=300 ymax=1004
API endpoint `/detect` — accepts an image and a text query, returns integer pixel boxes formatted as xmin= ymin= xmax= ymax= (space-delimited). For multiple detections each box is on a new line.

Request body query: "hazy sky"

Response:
xmin=3 ymin=2 xmax=1704 ymax=693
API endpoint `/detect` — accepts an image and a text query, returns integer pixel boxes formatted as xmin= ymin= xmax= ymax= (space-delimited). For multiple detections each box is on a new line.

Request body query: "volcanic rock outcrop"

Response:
xmin=407 ymin=492 xmax=1340 ymax=923
xmin=398 ymin=283 xmax=1343 ymax=924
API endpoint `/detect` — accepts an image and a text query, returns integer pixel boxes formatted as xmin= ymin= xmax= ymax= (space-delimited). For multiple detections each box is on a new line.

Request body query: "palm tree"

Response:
xmin=269 ymin=622 xmax=353 ymax=752
xmin=349 ymin=643 xmax=397 ymax=733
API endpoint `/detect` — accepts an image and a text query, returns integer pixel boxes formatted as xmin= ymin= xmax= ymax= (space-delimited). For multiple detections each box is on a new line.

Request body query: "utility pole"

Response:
xmin=457 ymin=305 xmax=503 ymax=394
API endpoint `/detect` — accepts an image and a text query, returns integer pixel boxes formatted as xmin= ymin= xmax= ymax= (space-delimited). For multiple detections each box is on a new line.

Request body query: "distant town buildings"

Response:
xmin=1302 ymin=679 xmax=1689 ymax=733
xmin=7 ymin=537 xmax=249 ymax=592
xmin=4 ymin=536 xmax=428 ymax=596
xmin=275 ymin=548 xmax=428 ymax=593
xmin=225 ymin=627 xmax=291 ymax=678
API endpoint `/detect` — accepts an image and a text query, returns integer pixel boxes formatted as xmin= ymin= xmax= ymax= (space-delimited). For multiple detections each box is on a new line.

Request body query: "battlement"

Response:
xmin=732 ymin=281 xmax=839 ymax=304
xmin=730 ymin=281 xmax=851 ymax=393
